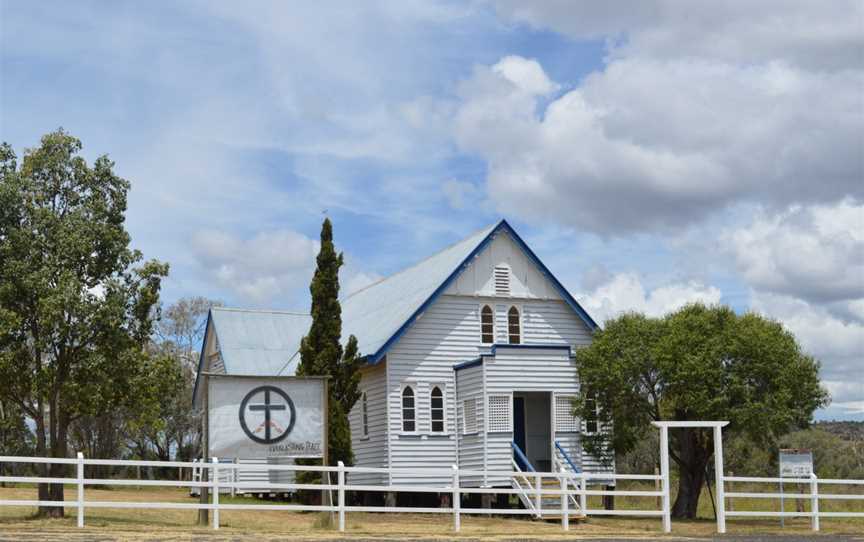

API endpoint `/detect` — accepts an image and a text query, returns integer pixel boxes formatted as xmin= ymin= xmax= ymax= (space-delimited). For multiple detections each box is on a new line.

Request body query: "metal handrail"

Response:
xmin=511 ymin=441 xmax=534 ymax=472
xmin=554 ymin=441 xmax=581 ymax=474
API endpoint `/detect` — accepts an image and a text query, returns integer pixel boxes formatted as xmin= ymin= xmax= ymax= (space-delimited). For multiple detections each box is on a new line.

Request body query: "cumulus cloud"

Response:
xmin=577 ymin=272 xmax=722 ymax=324
xmin=724 ymin=200 xmax=864 ymax=305
xmin=750 ymin=291 xmax=864 ymax=411
xmin=191 ymin=229 xmax=319 ymax=305
xmin=453 ymin=54 xmax=863 ymax=233
xmin=488 ymin=1 xmax=864 ymax=71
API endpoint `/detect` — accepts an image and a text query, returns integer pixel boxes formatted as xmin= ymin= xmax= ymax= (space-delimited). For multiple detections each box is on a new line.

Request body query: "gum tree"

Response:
xmin=575 ymin=304 xmax=828 ymax=518
xmin=0 ymin=131 xmax=169 ymax=516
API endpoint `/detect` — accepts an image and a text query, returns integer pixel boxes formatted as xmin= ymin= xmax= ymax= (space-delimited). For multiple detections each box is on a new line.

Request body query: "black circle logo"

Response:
xmin=239 ymin=385 xmax=296 ymax=444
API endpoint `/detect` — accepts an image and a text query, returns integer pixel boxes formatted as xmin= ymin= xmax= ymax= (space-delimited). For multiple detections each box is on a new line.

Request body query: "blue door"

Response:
xmin=513 ymin=396 xmax=527 ymax=467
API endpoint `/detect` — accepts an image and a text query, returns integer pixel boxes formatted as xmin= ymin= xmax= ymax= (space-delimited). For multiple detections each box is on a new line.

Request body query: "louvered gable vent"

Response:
xmin=494 ymin=264 xmax=510 ymax=296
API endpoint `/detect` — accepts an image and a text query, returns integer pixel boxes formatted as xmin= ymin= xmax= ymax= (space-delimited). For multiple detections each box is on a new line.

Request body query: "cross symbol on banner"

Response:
xmin=249 ymin=389 xmax=287 ymax=441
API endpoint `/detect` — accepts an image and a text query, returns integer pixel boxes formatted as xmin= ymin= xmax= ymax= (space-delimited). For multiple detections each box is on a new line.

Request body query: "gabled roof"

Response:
xmin=341 ymin=222 xmax=498 ymax=362
xmin=345 ymin=219 xmax=598 ymax=364
xmin=208 ymin=307 xmax=311 ymax=375
xmin=193 ymin=219 xmax=599 ymax=393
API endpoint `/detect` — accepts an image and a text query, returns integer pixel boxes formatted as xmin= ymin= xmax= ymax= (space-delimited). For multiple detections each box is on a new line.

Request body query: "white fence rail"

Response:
xmin=0 ymin=454 xmax=664 ymax=532
xmin=722 ymin=473 xmax=864 ymax=531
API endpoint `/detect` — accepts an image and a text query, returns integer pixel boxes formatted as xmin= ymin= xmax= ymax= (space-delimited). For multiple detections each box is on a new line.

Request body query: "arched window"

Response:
xmin=361 ymin=392 xmax=369 ymax=438
xmin=508 ymin=306 xmax=521 ymax=344
xmin=480 ymin=305 xmax=494 ymax=344
xmin=401 ymin=386 xmax=415 ymax=432
xmin=430 ymin=386 xmax=444 ymax=433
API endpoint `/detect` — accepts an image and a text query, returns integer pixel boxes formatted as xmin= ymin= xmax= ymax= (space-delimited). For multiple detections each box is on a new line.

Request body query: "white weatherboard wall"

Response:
xmin=484 ymin=347 xmax=579 ymax=486
xmin=349 ymin=363 xmax=388 ymax=485
xmin=455 ymin=362 xmax=485 ymax=485
xmin=354 ymin=229 xmax=607 ymax=487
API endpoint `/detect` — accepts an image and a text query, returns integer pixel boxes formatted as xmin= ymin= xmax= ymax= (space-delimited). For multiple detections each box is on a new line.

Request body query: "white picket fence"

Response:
xmin=0 ymin=454 xmax=663 ymax=532
xmin=1 ymin=455 xmax=861 ymax=533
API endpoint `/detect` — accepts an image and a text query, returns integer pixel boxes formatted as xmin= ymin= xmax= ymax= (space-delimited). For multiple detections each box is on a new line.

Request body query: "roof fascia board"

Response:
xmin=191 ymin=309 xmax=214 ymax=408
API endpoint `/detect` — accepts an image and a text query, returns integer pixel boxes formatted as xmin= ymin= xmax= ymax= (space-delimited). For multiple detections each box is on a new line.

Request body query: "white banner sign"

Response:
xmin=779 ymin=449 xmax=813 ymax=477
xmin=207 ymin=376 xmax=326 ymax=459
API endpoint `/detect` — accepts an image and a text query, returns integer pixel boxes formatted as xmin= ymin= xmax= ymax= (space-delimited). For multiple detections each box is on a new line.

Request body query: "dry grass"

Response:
xmin=0 ymin=484 xmax=861 ymax=540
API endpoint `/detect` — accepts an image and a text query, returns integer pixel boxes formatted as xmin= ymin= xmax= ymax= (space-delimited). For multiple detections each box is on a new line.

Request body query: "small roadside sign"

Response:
xmin=779 ymin=449 xmax=813 ymax=477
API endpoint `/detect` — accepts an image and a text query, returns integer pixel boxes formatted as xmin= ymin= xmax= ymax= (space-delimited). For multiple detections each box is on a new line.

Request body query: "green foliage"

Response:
xmin=576 ymin=303 xmax=829 ymax=518
xmin=297 ymin=218 xmax=361 ymax=467
xmin=0 ymin=130 xmax=169 ymax=513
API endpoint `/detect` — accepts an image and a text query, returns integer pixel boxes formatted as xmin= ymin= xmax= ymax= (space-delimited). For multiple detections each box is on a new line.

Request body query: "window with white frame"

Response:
xmin=401 ymin=386 xmax=416 ymax=432
xmin=487 ymin=394 xmax=512 ymax=432
xmin=430 ymin=386 xmax=445 ymax=433
xmin=480 ymin=305 xmax=494 ymax=344
xmin=507 ymin=306 xmax=521 ymax=344
xmin=361 ymin=392 xmax=369 ymax=438
xmin=554 ymin=394 xmax=579 ymax=432
xmin=461 ymin=398 xmax=478 ymax=434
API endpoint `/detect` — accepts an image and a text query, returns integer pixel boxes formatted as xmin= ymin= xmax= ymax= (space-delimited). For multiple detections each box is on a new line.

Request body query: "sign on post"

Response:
xmin=778 ymin=448 xmax=813 ymax=526
xmin=779 ymin=449 xmax=813 ymax=477
xmin=207 ymin=375 xmax=327 ymax=459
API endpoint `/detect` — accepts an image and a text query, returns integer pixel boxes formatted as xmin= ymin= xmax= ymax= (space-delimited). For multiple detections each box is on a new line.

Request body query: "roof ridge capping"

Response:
xmin=212 ymin=307 xmax=310 ymax=316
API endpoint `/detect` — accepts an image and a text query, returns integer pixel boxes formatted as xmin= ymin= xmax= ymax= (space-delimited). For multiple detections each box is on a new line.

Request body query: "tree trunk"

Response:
xmin=671 ymin=427 xmax=710 ymax=519
xmin=43 ymin=411 xmax=69 ymax=518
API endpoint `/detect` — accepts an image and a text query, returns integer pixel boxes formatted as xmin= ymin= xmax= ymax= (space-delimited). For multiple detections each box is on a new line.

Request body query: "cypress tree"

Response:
xmin=297 ymin=218 xmax=361 ymax=467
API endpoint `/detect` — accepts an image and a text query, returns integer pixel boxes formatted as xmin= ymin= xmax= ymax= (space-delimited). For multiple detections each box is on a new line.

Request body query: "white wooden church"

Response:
xmin=193 ymin=219 xmax=613 ymax=497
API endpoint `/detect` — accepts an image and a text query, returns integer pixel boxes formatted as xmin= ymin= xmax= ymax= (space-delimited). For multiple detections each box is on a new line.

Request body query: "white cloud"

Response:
xmin=442 ymin=179 xmax=481 ymax=210
xmin=191 ymin=229 xmax=319 ymax=305
xmin=488 ymin=1 xmax=863 ymax=70
xmin=750 ymin=290 xmax=864 ymax=405
xmin=577 ymin=272 xmax=722 ymax=324
xmin=453 ymin=54 xmax=863 ymax=233
xmin=724 ymin=200 xmax=864 ymax=305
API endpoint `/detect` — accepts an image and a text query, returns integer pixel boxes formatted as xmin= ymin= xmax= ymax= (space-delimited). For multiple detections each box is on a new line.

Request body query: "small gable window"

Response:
xmin=494 ymin=264 xmax=510 ymax=296
xmin=508 ymin=306 xmax=521 ymax=344
xmin=480 ymin=305 xmax=494 ymax=344
xmin=401 ymin=386 xmax=416 ymax=432
xmin=361 ymin=392 xmax=369 ymax=438
xmin=430 ymin=386 xmax=444 ymax=433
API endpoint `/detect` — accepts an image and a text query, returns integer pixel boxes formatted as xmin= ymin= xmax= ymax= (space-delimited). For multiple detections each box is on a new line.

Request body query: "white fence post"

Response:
xmin=211 ymin=457 xmax=219 ymax=530
xmin=451 ymin=465 xmax=460 ymax=532
xmin=560 ymin=468 xmax=568 ymax=531
xmin=535 ymin=473 xmax=542 ymax=517
xmin=659 ymin=426 xmax=671 ymax=533
xmin=579 ymin=474 xmax=587 ymax=516
xmin=810 ymin=472 xmax=819 ymax=532
xmin=76 ymin=452 xmax=84 ymax=528
xmin=713 ymin=425 xmax=726 ymax=534
xmin=337 ymin=461 xmax=345 ymax=532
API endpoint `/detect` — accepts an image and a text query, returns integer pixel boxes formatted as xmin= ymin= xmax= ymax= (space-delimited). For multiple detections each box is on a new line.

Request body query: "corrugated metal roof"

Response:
xmin=210 ymin=307 xmax=311 ymax=376
xmin=341 ymin=222 xmax=498 ymax=358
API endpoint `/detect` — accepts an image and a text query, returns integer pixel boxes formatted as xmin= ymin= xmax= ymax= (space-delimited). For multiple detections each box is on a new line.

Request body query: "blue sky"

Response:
xmin=1 ymin=1 xmax=862 ymax=420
